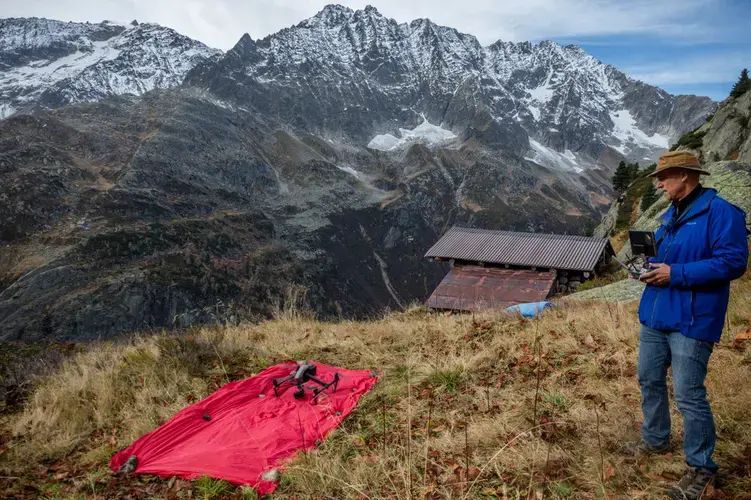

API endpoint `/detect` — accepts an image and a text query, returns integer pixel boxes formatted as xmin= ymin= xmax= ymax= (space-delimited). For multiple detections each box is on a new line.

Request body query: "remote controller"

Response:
xmin=634 ymin=263 xmax=654 ymax=279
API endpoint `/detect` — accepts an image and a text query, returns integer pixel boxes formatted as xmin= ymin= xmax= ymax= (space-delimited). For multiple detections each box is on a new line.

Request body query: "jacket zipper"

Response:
xmin=648 ymin=192 xmax=712 ymax=329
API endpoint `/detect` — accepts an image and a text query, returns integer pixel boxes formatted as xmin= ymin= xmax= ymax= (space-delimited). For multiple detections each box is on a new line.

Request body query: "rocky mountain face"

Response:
xmin=186 ymin=5 xmax=714 ymax=166
xmin=0 ymin=6 xmax=718 ymax=341
xmin=0 ymin=17 xmax=220 ymax=118
xmin=700 ymin=90 xmax=751 ymax=164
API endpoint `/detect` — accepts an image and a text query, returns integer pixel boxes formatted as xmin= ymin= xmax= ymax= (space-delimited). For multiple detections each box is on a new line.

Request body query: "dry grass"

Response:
xmin=1 ymin=275 xmax=750 ymax=499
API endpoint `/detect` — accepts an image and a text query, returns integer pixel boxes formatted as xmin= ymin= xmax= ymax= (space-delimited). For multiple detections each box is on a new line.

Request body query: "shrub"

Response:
xmin=669 ymin=126 xmax=707 ymax=151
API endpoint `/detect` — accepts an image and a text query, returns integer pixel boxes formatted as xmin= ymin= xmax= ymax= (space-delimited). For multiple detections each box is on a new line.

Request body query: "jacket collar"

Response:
xmin=660 ymin=188 xmax=718 ymax=229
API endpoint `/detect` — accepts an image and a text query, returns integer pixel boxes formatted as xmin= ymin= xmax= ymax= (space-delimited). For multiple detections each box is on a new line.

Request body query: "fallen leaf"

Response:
xmin=467 ymin=466 xmax=481 ymax=481
xmin=602 ymin=463 xmax=616 ymax=481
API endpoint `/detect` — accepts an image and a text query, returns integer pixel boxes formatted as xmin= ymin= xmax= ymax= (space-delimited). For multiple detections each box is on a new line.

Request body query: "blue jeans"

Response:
xmin=638 ymin=325 xmax=717 ymax=472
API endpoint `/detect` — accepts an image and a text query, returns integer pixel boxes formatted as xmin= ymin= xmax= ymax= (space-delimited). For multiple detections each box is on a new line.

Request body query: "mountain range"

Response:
xmin=0 ymin=17 xmax=220 ymax=118
xmin=0 ymin=6 xmax=719 ymax=340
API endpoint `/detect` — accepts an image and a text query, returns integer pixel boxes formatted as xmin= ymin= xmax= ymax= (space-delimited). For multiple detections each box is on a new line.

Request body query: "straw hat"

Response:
xmin=647 ymin=150 xmax=711 ymax=177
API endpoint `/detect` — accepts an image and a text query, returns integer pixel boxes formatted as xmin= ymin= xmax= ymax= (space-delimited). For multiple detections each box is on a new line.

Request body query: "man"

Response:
xmin=620 ymin=151 xmax=748 ymax=499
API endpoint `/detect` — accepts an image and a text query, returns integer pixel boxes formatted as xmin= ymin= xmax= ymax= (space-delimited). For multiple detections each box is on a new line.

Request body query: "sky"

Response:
xmin=3 ymin=0 xmax=750 ymax=100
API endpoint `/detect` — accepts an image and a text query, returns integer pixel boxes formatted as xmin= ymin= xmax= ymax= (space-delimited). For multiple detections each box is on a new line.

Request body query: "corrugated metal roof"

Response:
xmin=425 ymin=227 xmax=611 ymax=272
xmin=425 ymin=266 xmax=556 ymax=312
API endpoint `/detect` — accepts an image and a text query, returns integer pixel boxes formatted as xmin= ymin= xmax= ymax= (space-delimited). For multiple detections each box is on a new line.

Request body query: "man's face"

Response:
xmin=654 ymin=169 xmax=687 ymax=202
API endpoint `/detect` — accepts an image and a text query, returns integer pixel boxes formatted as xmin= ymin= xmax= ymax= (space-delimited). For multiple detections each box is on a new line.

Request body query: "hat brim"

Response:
xmin=647 ymin=166 xmax=711 ymax=177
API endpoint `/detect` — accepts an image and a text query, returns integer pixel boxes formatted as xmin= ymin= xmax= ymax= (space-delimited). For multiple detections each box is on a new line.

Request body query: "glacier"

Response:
xmin=368 ymin=119 xmax=457 ymax=151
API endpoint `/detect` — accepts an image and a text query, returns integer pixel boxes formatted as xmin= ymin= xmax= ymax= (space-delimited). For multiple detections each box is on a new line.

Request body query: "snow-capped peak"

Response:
xmin=192 ymin=6 xmax=712 ymax=165
xmin=2 ymin=8 xmax=716 ymax=168
xmin=0 ymin=17 xmax=221 ymax=118
xmin=305 ymin=4 xmax=355 ymax=27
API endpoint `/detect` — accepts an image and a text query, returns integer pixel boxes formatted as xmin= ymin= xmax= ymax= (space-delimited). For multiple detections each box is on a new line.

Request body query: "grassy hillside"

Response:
xmin=1 ymin=265 xmax=750 ymax=499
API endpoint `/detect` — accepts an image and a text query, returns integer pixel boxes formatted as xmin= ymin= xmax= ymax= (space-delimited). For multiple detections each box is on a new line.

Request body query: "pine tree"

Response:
xmin=612 ymin=161 xmax=631 ymax=192
xmin=640 ymin=181 xmax=660 ymax=211
xmin=730 ymin=68 xmax=750 ymax=98
xmin=628 ymin=162 xmax=640 ymax=181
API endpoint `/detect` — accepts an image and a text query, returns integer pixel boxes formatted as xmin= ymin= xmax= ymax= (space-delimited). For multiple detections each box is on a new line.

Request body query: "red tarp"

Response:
xmin=110 ymin=362 xmax=378 ymax=495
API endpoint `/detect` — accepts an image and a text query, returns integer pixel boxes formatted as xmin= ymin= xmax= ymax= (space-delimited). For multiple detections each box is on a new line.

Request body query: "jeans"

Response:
xmin=638 ymin=325 xmax=717 ymax=472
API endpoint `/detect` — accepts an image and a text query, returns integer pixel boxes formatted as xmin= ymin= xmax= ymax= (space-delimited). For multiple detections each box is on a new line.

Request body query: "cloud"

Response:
xmin=2 ymin=0 xmax=743 ymax=49
xmin=628 ymin=51 xmax=751 ymax=85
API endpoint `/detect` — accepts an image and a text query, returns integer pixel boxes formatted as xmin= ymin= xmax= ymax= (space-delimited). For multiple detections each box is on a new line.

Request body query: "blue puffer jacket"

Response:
xmin=638 ymin=188 xmax=749 ymax=343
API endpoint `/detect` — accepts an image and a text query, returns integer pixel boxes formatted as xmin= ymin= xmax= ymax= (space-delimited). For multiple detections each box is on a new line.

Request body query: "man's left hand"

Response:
xmin=640 ymin=263 xmax=671 ymax=286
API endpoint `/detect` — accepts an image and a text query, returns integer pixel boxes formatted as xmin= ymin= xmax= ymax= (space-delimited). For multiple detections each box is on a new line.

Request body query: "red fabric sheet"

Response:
xmin=110 ymin=362 xmax=377 ymax=495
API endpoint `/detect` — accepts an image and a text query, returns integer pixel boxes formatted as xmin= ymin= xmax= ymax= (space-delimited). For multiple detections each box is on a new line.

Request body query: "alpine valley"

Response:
xmin=0 ymin=5 xmax=717 ymax=340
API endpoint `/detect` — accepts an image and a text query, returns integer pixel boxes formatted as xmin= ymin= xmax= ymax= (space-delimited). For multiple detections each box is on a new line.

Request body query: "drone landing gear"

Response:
xmin=272 ymin=363 xmax=340 ymax=403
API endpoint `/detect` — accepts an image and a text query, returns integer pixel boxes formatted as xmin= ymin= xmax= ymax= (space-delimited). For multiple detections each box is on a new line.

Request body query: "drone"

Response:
xmin=272 ymin=363 xmax=340 ymax=402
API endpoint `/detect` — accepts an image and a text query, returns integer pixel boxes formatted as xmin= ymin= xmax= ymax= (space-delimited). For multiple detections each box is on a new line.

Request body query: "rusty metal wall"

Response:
xmin=425 ymin=266 xmax=557 ymax=312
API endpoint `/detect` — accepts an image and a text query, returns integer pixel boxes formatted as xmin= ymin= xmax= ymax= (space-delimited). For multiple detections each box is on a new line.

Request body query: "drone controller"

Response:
xmin=632 ymin=262 xmax=654 ymax=279
xmin=613 ymin=256 xmax=654 ymax=280
xmin=610 ymin=230 xmax=659 ymax=280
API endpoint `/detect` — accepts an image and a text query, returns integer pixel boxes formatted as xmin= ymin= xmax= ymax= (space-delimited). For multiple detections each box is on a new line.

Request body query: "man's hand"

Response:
xmin=640 ymin=263 xmax=671 ymax=286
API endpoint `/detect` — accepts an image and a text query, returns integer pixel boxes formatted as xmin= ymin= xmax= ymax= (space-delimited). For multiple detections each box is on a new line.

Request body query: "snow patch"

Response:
xmin=563 ymin=149 xmax=577 ymax=163
xmin=368 ymin=118 xmax=457 ymax=151
xmin=524 ymin=139 xmax=583 ymax=174
xmin=337 ymin=165 xmax=366 ymax=180
xmin=527 ymin=68 xmax=555 ymax=103
xmin=609 ymin=110 xmax=670 ymax=154
xmin=528 ymin=106 xmax=540 ymax=121
xmin=0 ymin=103 xmax=16 ymax=120
xmin=528 ymin=84 xmax=554 ymax=103
xmin=368 ymin=133 xmax=403 ymax=151
xmin=5 ymin=41 xmax=121 ymax=85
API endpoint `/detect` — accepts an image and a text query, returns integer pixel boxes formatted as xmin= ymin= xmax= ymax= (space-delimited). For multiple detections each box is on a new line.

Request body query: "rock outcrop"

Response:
xmin=701 ymin=91 xmax=751 ymax=164
xmin=569 ymin=278 xmax=646 ymax=302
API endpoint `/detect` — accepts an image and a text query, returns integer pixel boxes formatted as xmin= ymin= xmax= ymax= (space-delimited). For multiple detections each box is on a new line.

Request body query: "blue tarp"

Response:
xmin=504 ymin=301 xmax=554 ymax=318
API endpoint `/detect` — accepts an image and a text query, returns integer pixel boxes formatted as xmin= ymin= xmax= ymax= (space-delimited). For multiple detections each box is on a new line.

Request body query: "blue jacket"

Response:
xmin=638 ymin=188 xmax=748 ymax=343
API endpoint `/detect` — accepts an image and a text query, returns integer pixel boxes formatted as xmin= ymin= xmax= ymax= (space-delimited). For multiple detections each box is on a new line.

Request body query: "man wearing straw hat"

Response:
xmin=619 ymin=151 xmax=748 ymax=499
